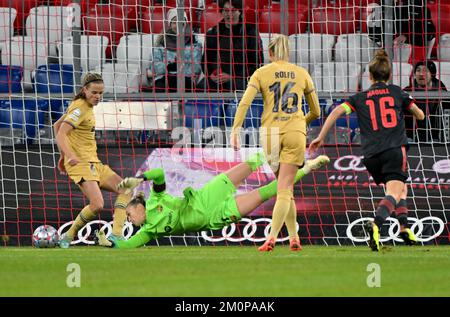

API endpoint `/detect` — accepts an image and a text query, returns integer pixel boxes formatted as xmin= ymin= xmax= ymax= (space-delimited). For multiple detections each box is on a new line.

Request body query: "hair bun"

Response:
xmin=374 ymin=49 xmax=388 ymax=59
xmin=136 ymin=191 xmax=146 ymax=199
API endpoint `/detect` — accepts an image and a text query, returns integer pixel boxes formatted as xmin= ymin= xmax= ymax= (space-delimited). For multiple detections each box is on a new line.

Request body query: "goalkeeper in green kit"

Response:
xmin=96 ymin=153 xmax=330 ymax=249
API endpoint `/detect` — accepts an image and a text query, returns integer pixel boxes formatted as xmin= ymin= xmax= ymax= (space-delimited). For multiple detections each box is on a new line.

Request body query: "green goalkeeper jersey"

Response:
xmin=114 ymin=168 xmax=239 ymax=249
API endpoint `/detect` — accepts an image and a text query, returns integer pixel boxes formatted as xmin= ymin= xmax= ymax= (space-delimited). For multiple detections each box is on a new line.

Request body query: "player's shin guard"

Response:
xmin=374 ymin=195 xmax=396 ymax=229
xmin=395 ymin=199 xmax=408 ymax=228
xmin=112 ymin=193 xmax=130 ymax=237
xmin=268 ymin=189 xmax=293 ymax=239
xmin=67 ymin=205 xmax=97 ymax=240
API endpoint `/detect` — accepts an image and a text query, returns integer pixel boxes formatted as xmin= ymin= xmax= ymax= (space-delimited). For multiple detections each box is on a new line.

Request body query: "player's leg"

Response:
xmin=224 ymin=152 xmax=266 ymax=189
xmin=394 ymin=184 xmax=417 ymax=245
xmin=60 ymin=180 xmax=104 ymax=248
xmin=100 ymin=165 xmax=131 ymax=239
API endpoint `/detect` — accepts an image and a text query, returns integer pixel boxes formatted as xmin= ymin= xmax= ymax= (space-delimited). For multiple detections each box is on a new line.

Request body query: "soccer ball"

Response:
xmin=33 ymin=225 xmax=59 ymax=248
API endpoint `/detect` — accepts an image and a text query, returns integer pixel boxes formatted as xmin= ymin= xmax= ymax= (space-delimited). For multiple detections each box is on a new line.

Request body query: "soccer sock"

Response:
xmin=245 ymin=152 xmax=266 ymax=172
xmin=374 ymin=195 xmax=396 ymax=229
xmin=258 ymin=168 xmax=307 ymax=201
xmin=285 ymin=199 xmax=298 ymax=240
xmin=112 ymin=193 xmax=130 ymax=237
xmin=268 ymin=189 xmax=293 ymax=239
xmin=395 ymin=199 xmax=409 ymax=228
xmin=67 ymin=205 xmax=97 ymax=240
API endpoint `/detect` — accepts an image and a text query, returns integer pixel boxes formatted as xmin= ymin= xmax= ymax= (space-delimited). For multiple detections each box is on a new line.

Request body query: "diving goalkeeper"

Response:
xmin=96 ymin=153 xmax=330 ymax=249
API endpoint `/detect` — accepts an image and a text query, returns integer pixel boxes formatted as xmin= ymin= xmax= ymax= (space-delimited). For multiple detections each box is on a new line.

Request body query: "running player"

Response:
xmin=230 ymin=34 xmax=321 ymax=251
xmin=309 ymin=50 xmax=425 ymax=251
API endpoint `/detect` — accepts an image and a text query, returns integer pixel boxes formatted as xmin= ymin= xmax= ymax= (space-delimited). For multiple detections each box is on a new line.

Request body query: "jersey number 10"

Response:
xmin=366 ymin=96 xmax=397 ymax=131
xmin=269 ymin=81 xmax=299 ymax=114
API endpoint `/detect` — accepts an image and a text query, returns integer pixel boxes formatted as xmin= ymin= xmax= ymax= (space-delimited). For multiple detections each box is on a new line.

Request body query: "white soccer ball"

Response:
xmin=32 ymin=225 xmax=59 ymax=248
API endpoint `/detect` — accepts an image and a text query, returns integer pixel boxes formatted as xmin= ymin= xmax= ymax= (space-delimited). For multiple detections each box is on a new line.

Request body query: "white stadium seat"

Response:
xmin=335 ymin=33 xmax=377 ymax=64
xmin=361 ymin=62 xmax=412 ymax=90
xmin=312 ymin=62 xmax=361 ymax=92
xmin=435 ymin=62 xmax=450 ymax=89
xmin=0 ymin=7 xmax=16 ymax=43
xmin=438 ymin=34 xmax=450 ymax=62
xmin=289 ymin=33 xmax=335 ymax=73
xmin=96 ymin=63 xmax=141 ymax=94
xmin=1 ymin=36 xmax=47 ymax=89
xmin=58 ymin=35 xmax=109 ymax=72
xmin=26 ymin=5 xmax=81 ymax=57
xmin=393 ymin=43 xmax=411 ymax=62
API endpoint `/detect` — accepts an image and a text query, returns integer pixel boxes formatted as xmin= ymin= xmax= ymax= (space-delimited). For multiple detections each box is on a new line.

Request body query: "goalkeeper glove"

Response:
xmin=117 ymin=177 xmax=144 ymax=194
xmin=95 ymin=229 xmax=117 ymax=248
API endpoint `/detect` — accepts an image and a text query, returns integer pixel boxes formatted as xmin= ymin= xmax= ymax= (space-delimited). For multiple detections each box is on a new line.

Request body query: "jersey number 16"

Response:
xmin=269 ymin=81 xmax=299 ymax=114
xmin=366 ymin=96 xmax=397 ymax=131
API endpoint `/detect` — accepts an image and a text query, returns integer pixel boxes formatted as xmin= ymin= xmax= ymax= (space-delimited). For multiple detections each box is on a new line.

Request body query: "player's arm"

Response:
xmin=309 ymin=104 xmax=347 ymax=153
xmin=117 ymin=168 xmax=166 ymax=194
xmin=53 ymin=116 xmax=65 ymax=156
xmin=96 ymin=229 xmax=154 ymax=248
xmin=304 ymin=89 xmax=321 ymax=126
xmin=304 ymin=73 xmax=321 ymax=126
xmin=408 ymin=103 xmax=425 ymax=121
xmin=230 ymin=71 xmax=260 ymax=150
xmin=55 ymin=121 xmax=79 ymax=165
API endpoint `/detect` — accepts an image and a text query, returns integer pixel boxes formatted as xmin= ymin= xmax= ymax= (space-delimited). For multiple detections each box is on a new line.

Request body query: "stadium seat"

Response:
xmin=438 ymin=34 xmax=450 ymax=62
xmin=184 ymin=99 xmax=222 ymax=128
xmin=26 ymin=5 xmax=81 ymax=57
xmin=33 ymin=64 xmax=74 ymax=94
xmin=116 ymin=34 xmax=156 ymax=86
xmin=310 ymin=6 xmax=360 ymax=35
xmin=435 ymin=62 xmax=450 ymax=89
xmin=289 ymin=33 xmax=335 ymax=68
xmin=335 ymin=33 xmax=377 ymax=64
xmin=1 ymin=36 xmax=47 ymax=90
xmin=361 ymin=62 xmax=412 ymax=89
xmin=200 ymin=4 xmax=222 ymax=33
xmin=0 ymin=7 xmax=16 ymax=43
xmin=312 ymin=62 xmax=361 ymax=92
xmin=429 ymin=4 xmax=450 ymax=35
xmin=0 ymin=99 xmax=45 ymax=142
xmin=83 ymin=4 xmax=128 ymax=59
xmin=259 ymin=8 xmax=307 ymax=35
xmin=50 ymin=99 xmax=70 ymax=122
xmin=95 ymin=63 xmax=142 ymax=94
xmin=0 ymin=65 xmax=23 ymax=93
xmin=58 ymin=35 xmax=109 ymax=72
xmin=141 ymin=6 xmax=166 ymax=34
xmin=0 ymin=0 xmax=40 ymax=35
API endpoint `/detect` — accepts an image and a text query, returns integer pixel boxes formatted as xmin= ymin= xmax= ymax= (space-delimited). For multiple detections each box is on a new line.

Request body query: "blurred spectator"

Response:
xmin=367 ymin=0 xmax=436 ymax=64
xmin=203 ymin=0 xmax=263 ymax=92
xmin=149 ymin=9 xmax=203 ymax=92
xmin=404 ymin=60 xmax=448 ymax=142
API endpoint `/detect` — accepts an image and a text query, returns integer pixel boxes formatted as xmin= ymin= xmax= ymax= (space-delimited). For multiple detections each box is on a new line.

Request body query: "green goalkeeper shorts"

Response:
xmin=194 ymin=173 xmax=242 ymax=230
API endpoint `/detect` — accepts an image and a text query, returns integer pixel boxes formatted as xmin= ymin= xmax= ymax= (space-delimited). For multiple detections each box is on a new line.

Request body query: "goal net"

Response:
xmin=0 ymin=0 xmax=448 ymax=247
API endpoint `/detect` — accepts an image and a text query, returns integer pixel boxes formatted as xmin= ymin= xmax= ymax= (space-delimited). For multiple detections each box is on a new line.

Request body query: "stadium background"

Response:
xmin=0 ymin=0 xmax=449 ymax=247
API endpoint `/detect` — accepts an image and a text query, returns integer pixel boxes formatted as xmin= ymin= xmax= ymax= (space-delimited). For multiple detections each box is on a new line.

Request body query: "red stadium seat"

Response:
xmin=429 ymin=4 xmax=450 ymax=35
xmin=0 ymin=0 xmax=41 ymax=35
xmin=141 ymin=6 xmax=166 ymax=34
xmin=200 ymin=4 xmax=223 ymax=33
xmin=259 ymin=8 xmax=307 ymax=35
xmin=310 ymin=6 xmax=360 ymax=35
xmin=83 ymin=4 xmax=128 ymax=59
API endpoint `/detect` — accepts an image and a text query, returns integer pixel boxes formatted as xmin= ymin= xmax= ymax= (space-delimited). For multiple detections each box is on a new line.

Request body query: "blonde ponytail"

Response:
xmin=268 ymin=34 xmax=290 ymax=62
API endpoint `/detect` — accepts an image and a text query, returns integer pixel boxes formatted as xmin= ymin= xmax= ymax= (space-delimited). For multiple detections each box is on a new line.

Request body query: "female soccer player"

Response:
xmin=309 ymin=50 xmax=425 ymax=251
xmin=95 ymin=154 xmax=330 ymax=249
xmin=54 ymin=73 xmax=131 ymax=248
xmin=229 ymin=34 xmax=321 ymax=251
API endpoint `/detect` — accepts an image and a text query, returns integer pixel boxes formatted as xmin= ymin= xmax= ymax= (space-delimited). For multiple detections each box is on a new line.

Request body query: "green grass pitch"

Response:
xmin=0 ymin=246 xmax=449 ymax=297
